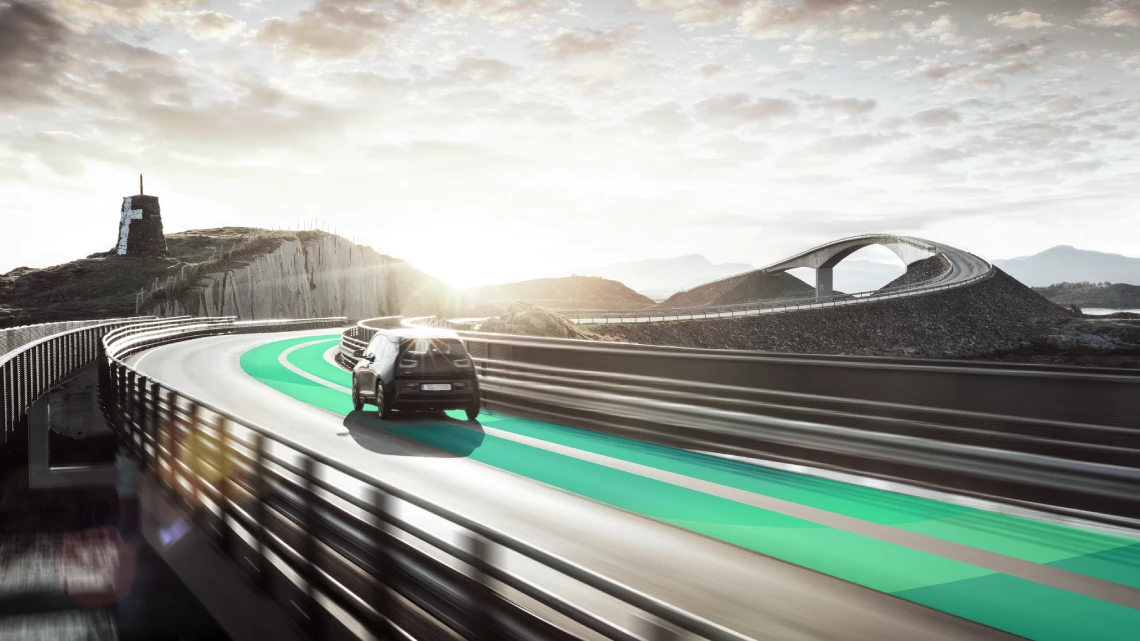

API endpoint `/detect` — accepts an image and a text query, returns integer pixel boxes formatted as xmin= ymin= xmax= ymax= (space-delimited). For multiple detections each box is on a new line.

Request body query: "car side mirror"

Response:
xmin=352 ymin=349 xmax=364 ymax=358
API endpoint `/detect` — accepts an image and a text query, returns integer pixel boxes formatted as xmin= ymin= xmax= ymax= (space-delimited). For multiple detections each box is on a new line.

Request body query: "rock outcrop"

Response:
xmin=879 ymin=254 xmax=951 ymax=290
xmin=657 ymin=270 xmax=815 ymax=308
xmin=148 ymin=233 xmax=477 ymax=321
xmin=479 ymin=302 xmax=615 ymax=340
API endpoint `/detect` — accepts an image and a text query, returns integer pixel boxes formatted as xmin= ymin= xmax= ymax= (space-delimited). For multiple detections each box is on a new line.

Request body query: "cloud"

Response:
xmin=173 ymin=10 xmax=247 ymax=41
xmin=989 ymin=10 xmax=1051 ymax=29
xmin=546 ymin=24 xmax=641 ymax=59
xmin=437 ymin=57 xmax=517 ymax=84
xmin=694 ymin=93 xmax=798 ymax=126
xmin=911 ymin=107 xmax=960 ymax=127
xmin=779 ymin=43 xmax=815 ymax=64
xmin=901 ymin=14 xmax=964 ymax=45
xmin=257 ymin=0 xmax=406 ymax=59
xmin=1081 ymin=0 xmax=1140 ymax=28
xmin=737 ymin=0 xmax=858 ymax=39
xmin=818 ymin=96 xmax=876 ymax=116
xmin=0 ymin=1 xmax=71 ymax=107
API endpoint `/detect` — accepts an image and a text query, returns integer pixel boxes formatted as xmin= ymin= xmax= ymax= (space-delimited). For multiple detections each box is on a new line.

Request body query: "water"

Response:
xmin=1082 ymin=308 xmax=1140 ymax=315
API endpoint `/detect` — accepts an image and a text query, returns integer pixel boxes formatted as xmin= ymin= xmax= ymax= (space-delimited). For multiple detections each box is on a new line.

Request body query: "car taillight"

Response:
xmin=399 ymin=359 xmax=418 ymax=368
xmin=401 ymin=382 xmax=418 ymax=388
xmin=452 ymin=358 xmax=470 ymax=367
xmin=452 ymin=381 xmax=468 ymax=388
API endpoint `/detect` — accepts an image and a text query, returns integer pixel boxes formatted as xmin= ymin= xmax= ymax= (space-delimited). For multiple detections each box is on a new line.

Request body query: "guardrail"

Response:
xmin=103 ymin=317 xmax=752 ymax=641
xmin=0 ymin=316 xmax=170 ymax=444
xmin=341 ymin=322 xmax=1140 ymax=524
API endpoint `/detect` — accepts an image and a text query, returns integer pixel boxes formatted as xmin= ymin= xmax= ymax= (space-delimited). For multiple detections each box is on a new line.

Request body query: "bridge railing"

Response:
xmin=0 ymin=316 xmax=173 ymax=444
xmin=104 ymin=318 xmax=750 ymax=641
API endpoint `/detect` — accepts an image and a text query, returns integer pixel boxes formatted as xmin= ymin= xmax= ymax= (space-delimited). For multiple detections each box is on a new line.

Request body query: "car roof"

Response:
xmin=373 ymin=327 xmax=463 ymax=341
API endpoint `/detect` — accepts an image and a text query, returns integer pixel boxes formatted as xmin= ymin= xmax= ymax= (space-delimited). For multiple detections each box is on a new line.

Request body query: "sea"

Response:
xmin=1082 ymin=308 xmax=1140 ymax=315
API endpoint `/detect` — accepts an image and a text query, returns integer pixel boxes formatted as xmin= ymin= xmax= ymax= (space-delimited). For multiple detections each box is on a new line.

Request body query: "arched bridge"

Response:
xmin=760 ymin=234 xmax=941 ymax=298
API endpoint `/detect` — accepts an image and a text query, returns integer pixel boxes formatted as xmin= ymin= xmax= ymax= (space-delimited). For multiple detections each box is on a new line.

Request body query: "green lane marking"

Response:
xmin=389 ymin=422 xmax=1140 ymax=641
xmin=475 ymin=412 xmax=1140 ymax=583
xmin=240 ymin=335 xmax=1140 ymax=640
xmin=896 ymin=573 xmax=1139 ymax=641
xmin=1049 ymin=543 xmax=1140 ymax=590
xmin=240 ymin=335 xmax=354 ymax=415
xmin=285 ymin=338 xmax=350 ymax=387
xmin=384 ymin=423 xmax=990 ymax=594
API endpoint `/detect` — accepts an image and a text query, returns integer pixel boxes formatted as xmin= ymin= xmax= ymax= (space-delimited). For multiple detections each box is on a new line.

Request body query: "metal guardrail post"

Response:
xmin=465 ymin=532 xmax=497 ymax=639
xmin=640 ymin=616 xmax=682 ymax=641
xmin=298 ymin=454 xmax=323 ymax=638
xmin=186 ymin=402 xmax=205 ymax=527
xmin=135 ymin=375 xmax=146 ymax=460
xmin=252 ymin=432 xmax=272 ymax=592
xmin=217 ymin=416 xmax=232 ymax=551
xmin=148 ymin=382 xmax=160 ymax=474
xmin=366 ymin=488 xmax=393 ymax=637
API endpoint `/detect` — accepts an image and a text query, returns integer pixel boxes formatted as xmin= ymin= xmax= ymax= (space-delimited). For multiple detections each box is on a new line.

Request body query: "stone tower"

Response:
xmin=116 ymin=175 xmax=168 ymax=256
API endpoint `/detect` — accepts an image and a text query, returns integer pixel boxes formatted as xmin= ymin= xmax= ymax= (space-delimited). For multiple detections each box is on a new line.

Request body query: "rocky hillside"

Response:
xmin=478 ymin=302 xmax=615 ymax=340
xmin=879 ymin=255 xmax=951 ymax=290
xmin=589 ymin=270 xmax=1140 ymax=366
xmin=0 ymin=227 xmax=486 ymax=327
xmin=1033 ymin=282 xmax=1140 ymax=309
xmin=658 ymin=270 xmax=815 ymax=308
xmin=469 ymin=276 xmax=654 ymax=311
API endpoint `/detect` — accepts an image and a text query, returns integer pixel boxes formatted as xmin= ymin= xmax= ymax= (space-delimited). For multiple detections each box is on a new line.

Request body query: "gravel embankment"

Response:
xmin=879 ymin=255 xmax=951 ymax=290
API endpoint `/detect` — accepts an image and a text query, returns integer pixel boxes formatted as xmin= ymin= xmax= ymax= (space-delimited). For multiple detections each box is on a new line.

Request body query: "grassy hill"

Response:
xmin=469 ymin=275 xmax=655 ymax=311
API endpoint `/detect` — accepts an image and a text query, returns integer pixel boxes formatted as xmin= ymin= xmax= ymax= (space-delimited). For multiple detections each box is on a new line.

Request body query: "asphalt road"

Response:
xmin=124 ymin=329 xmax=1140 ymax=641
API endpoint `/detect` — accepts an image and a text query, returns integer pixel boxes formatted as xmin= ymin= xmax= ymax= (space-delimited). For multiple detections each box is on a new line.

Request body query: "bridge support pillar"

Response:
xmin=815 ymin=267 xmax=833 ymax=299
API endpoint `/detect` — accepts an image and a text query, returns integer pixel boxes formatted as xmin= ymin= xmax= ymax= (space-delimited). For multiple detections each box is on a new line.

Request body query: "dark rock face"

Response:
xmin=116 ymin=195 xmax=167 ymax=256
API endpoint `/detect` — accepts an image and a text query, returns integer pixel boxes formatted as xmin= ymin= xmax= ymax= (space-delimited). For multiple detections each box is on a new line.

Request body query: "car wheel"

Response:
xmin=465 ymin=404 xmax=480 ymax=421
xmin=378 ymin=384 xmax=394 ymax=419
xmin=351 ymin=382 xmax=364 ymax=412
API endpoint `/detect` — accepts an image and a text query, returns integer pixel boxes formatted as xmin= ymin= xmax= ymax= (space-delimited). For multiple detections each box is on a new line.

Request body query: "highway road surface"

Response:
xmin=125 ymin=329 xmax=1140 ymax=641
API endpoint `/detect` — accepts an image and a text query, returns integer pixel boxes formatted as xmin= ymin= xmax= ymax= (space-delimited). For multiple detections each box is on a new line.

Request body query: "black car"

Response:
xmin=351 ymin=328 xmax=481 ymax=420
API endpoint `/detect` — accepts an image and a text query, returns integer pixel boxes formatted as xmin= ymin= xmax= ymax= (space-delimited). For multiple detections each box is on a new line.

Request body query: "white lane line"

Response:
xmin=278 ymin=339 xmax=352 ymax=394
xmin=472 ymin=424 xmax=1140 ymax=609
xmin=323 ymin=345 xmax=342 ymax=370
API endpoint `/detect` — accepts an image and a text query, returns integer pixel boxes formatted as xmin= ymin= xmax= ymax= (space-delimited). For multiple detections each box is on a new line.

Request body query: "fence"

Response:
xmin=0 ymin=317 xmax=175 ymax=444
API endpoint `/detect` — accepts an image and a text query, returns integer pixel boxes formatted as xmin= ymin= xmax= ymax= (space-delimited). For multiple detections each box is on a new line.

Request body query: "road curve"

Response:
xmin=124 ymin=329 xmax=1140 ymax=641
xmin=558 ymin=238 xmax=993 ymax=325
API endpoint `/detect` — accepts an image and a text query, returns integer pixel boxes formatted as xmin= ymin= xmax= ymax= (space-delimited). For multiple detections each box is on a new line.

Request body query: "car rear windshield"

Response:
xmin=400 ymin=338 xmax=467 ymax=359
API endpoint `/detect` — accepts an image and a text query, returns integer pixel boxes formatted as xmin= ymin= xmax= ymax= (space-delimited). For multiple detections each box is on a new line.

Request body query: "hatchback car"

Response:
xmin=351 ymin=328 xmax=481 ymax=420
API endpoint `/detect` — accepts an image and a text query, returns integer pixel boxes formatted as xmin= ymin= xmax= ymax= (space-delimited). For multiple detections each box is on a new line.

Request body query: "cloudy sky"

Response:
xmin=2 ymin=0 xmax=1139 ymax=286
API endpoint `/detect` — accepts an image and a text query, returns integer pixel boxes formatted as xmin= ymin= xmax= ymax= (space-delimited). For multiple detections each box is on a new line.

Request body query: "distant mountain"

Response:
xmin=569 ymin=254 xmax=754 ymax=298
xmin=467 ymin=275 xmax=655 ymax=311
xmin=994 ymin=246 xmax=1140 ymax=287
xmin=821 ymin=260 xmax=904 ymax=294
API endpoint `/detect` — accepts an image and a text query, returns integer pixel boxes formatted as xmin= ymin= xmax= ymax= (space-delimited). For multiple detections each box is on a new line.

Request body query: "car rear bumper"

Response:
xmin=390 ymin=383 xmax=479 ymax=411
